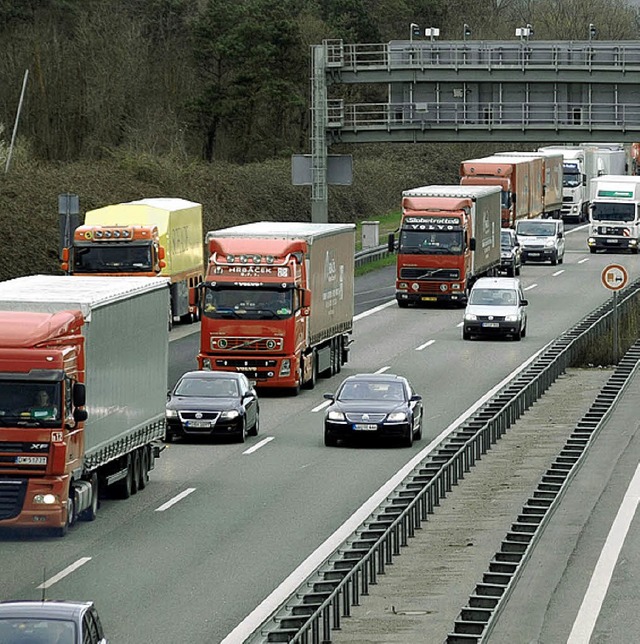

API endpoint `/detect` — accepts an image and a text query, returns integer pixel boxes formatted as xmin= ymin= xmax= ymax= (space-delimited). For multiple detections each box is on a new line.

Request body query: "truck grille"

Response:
xmin=596 ymin=225 xmax=629 ymax=236
xmin=0 ymin=479 xmax=27 ymax=520
xmin=210 ymin=337 xmax=283 ymax=351
xmin=399 ymin=268 xmax=460 ymax=280
xmin=214 ymin=359 xmax=278 ymax=380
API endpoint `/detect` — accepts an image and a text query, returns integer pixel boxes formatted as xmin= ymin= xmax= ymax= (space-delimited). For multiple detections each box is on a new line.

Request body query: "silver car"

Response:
xmin=463 ymin=277 xmax=528 ymax=341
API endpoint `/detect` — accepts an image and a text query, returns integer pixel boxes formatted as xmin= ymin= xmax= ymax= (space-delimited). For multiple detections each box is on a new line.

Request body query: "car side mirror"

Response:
xmin=410 ymin=394 xmax=422 ymax=402
xmin=521 ymin=299 xmax=528 ymax=306
xmin=323 ymin=393 xmax=335 ymax=401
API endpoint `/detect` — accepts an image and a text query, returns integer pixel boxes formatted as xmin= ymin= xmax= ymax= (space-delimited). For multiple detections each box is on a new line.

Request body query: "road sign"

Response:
xmin=601 ymin=264 xmax=628 ymax=291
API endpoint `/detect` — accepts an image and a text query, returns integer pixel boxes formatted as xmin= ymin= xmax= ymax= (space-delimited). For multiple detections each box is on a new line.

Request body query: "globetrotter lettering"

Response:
xmin=404 ymin=216 xmax=460 ymax=226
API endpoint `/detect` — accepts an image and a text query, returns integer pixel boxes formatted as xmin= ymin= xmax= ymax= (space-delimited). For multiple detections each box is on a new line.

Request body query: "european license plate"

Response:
xmin=421 ymin=296 xmax=437 ymax=302
xmin=353 ymin=424 xmax=377 ymax=431
xmin=16 ymin=456 xmax=47 ymax=465
xmin=482 ymin=322 xmax=500 ymax=328
xmin=606 ymin=239 xmax=619 ymax=244
xmin=187 ymin=420 xmax=212 ymax=429
xmin=528 ymin=252 xmax=541 ymax=257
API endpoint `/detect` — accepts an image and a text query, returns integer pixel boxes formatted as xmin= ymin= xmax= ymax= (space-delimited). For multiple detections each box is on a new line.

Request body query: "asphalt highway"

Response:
xmin=1 ymin=224 xmax=639 ymax=644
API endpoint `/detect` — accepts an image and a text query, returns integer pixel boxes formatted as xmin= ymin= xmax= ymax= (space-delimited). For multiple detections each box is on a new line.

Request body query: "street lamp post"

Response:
xmin=463 ymin=24 xmax=471 ymax=41
xmin=410 ymin=23 xmax=419 ymax=42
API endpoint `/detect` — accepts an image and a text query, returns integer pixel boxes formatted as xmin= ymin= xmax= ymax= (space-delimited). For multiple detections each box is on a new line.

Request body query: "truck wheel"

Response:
xmin=113 ymin=456 xmax=133 ymax=499
xmin=138 ymin=448 xmax=150 ymax=490
xmin=516 ymin=264 xmax=521 ymax=276
xmin=131 ymin=450 xmax=141 ymax=495
xmin=303 ymin=350 xmax=317 ymax=390
xmin=79 ymin=474 xmax=99 ymax=522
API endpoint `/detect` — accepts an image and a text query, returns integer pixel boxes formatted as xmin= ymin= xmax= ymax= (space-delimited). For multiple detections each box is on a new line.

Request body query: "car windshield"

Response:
xmin=500 ymin=232 xmax=514 ymax=248
xmin=338 ymin=381 xmax=405 ymax=401
xmin=516 ymin=222 xmax=557 ymax=236
xmin=175 ymin=377 xmax=238 ymax=398
xmin=0 ymin=617 xmax=76 ymax=644
xmin=469 ymin=288 xmax=517 ymax=306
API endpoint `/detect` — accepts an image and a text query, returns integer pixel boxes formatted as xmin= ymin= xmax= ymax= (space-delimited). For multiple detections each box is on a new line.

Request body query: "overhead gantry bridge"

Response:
xmin=309 ymin=38 xmax=640 ymax=220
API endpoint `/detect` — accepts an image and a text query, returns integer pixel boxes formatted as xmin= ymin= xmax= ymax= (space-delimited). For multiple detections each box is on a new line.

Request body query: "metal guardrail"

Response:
xmin=246 ymin=275 xmax=640 ymax=644
xmin=354 ymin=243 xmax=390 ymax=268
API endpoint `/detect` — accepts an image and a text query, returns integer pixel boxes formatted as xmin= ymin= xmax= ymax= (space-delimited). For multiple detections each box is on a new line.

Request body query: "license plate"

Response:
xmin=528 ymin=252 xmax=541 ymax=257
xmin=421 ymin=296 xmax=437 ymax=302
xmin=482 ymin=322 xmax=499 ymax=328
xmin=353 ymin=424 xmax=377 ymax=431
xmin=16 ymin=456 xmax=47 ymax=465
xmin=186 ymin=420 xmax=212 ymax=429
xmin=606 ymin=239 xmax=619 ymax=244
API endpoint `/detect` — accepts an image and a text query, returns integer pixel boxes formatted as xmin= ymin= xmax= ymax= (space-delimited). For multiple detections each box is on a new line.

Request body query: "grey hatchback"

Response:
xmin=0 ymin=600 xmax=106 ymax=643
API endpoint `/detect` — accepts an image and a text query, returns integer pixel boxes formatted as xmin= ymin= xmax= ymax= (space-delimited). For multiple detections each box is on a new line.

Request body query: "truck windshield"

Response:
xmin=0 ymin=381 xmax=62 ymax=425
xmin=399 ymin=230 xmax=463 ymax=254
xmin=563 ymin=172 xmax=581 ymax=188
xmin=590 ymin=202 xmax=636 ymax=222
xmin=73 ymin=243 xmax=153 ymax=272
xmin=203 ymin=287 xmax=294 ymax=319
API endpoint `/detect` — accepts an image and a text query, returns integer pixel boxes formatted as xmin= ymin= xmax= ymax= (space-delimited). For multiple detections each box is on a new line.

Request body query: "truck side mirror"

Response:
xmin=73 ymin=382 xmax=86 ymax=407
xmin=387 ymin=233 xmax=396 ymax=253
xmin=302 ymin=289 xmax=311 ymax=308
xmin=469 ymin=238 xmax=476 ymax=251
xmin=73 ymin=408 xmax=88 ymax=423
xmin=158 ymin=246 xmax=166 ymax=260
xmin=61 ymin=248 xmax=69 ymax=262
xmin=583 ymin=176 xmax=587 ymax=186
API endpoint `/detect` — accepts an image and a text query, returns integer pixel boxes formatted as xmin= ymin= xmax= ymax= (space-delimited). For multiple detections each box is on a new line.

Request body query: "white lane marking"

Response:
xmin=375 ymin=366 xmax=390 ymax=374
xmin=354 ymin=299 xmax=396 ymax=321
xmin=578 ymin=258 xmax=590 ymax=264
xmin=155 ymin=488 xmax=196 ymax=512
xmin=312 ymin=400 xmax=331 ymax=413
xmin=568 ymin=463 xmax=640 ymax=643
xmin=524 ymin=284 xmax=538 ymax=291
xmin=552 ymin=270 xmax=564 ymax=276
xmin=416 ymin=339 xmax=435 ymax=351
xmin=457 ymin=321 xmax=463 ymax=328
xmin=243 ymin=437 xmax=275 ymax=454
xmin=221 ymin=341 xmax=553 ymax=644
xmin=37 ymin=557 xmax=92 ymax=589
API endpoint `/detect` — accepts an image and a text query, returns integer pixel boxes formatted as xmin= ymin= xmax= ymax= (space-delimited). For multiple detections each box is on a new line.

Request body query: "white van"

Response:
xmin=463 ymin=277 xmax=528 ymax=341
xmin=515 ymin=218 xmax=565 ymax=265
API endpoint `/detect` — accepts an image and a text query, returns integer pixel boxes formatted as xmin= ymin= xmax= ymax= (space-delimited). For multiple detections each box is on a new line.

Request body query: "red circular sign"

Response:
xmin=601 ymin=264 xmax=629 ymax=291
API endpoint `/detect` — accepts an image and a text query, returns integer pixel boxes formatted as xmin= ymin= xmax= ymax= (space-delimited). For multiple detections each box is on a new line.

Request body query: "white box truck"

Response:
xmin=588 ymin=175 xmax=640 ymax=254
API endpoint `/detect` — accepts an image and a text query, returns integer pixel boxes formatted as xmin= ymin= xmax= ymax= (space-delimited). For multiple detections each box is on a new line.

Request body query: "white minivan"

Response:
xmin=463 ymin=277 xmax=528 ymax=341
xmin=515 ymin=218 xmax=565 ymax=265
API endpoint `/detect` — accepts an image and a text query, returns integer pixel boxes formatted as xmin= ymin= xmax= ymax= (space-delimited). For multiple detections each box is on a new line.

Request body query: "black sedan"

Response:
xmin=323 ymin=373 xmax=423 ymax=447
xmin=0 ymin=600 xmax=106 ymax=643
xmin=165 ymin=371 xmax=259 ymax=443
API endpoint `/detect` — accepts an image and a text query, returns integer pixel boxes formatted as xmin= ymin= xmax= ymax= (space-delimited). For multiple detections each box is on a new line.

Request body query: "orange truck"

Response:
xmin=460 ymin=155 xmax=543 ymax=227
xmin=61 ymin=197 xmax=204 ymax=327
xmin=388 ymin=185 xmax=502 ymax=307
xmin=198 ymin=222 xmax=355 ymax=394
xmin=0 ymin=275 xmax=168 ymax=537
xmin=496 ymin=150 xmax=563 ymax=219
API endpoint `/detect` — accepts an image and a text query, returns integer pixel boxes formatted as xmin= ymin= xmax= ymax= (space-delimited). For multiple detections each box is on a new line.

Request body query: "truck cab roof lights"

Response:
xmin=211 ymin=252 xmax=290 ymax=267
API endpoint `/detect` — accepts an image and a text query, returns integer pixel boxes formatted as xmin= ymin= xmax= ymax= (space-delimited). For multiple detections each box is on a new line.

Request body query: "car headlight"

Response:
xmin=166 ymin=409 xmax=178 ymax=418
xmin=221 ymin=410 xmax=240 ymax=420
xmin=544 ymin=239 xmax=555 ymax=248
xmin=571 ymin=205 xmax=579 ymax=213
xmin=505 ymin=314 xmax=519 ymax=322
xmin=327 ymin=410 xmax=346 ymax=421
xmin=387 ymin=411 xmax=407 ymax=422
xmin=631 ymin=239 xmax=638 ymax=246
xmin=464 ymin=313 xmax=477 ymax=321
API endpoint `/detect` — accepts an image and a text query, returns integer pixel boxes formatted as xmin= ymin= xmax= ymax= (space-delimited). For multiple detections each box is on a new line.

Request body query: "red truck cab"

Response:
xmin=0 ymin=311 xmax=87 ymax=534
